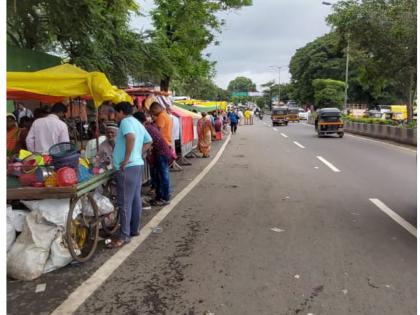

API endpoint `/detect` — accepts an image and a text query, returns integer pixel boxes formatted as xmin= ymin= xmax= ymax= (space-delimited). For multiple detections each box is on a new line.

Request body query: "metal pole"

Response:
xmin=278 ymin=69 xmax=281 ymax=104
xmin=344 ymin=39 xmax=349 ymax=110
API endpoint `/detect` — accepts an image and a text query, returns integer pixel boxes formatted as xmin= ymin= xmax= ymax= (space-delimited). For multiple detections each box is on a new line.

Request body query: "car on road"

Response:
xmin=271 ymin=106 xmax=289 ymax=126
xmin=314 ymin=108 xmax=344 ymax=138
xmin=298 ymin=108 xmax=308 ymax=120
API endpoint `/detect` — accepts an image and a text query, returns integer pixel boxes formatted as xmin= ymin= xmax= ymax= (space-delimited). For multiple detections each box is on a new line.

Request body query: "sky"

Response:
xmin=131 ymin=0 xmax=333 ymax=91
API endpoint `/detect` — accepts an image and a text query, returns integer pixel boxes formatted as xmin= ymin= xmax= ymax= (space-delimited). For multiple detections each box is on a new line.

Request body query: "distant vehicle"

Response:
xmin=315 ymin=108 xmax=344 ymax=138
xmin=271 ymin=106 xmax=289 ymax=126
xmin=287 ymin=108 xmax=300 ymax=123
xmin=298 ymin=108 xmax=308 ymax=120
xmin=287 ymin=100 xmax=298 ymax=107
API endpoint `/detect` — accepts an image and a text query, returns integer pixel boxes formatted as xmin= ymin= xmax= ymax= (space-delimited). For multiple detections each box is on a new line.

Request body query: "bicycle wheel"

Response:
xmin=66 ymin=193 xmax=99 ymax=262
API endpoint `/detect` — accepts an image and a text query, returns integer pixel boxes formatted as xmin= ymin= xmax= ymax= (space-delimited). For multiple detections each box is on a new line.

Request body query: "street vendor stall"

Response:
xmin=171 ymin=105 xmax=201 ymax=162
xmin=6 ymin=64 xmax=131 ymax=275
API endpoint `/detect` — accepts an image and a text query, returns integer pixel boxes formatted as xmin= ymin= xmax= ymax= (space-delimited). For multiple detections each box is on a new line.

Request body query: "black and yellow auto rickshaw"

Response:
xmin=271 ymin=106 xmax=289 ymax=126
xmin=287 ymin=108 xmax=300 ymax=123
xmin=314 ymin=108 xmax=344 ymax=138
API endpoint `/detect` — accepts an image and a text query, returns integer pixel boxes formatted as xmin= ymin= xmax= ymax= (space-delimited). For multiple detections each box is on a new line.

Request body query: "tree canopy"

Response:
xmin=227 ymin=76 xmax=257 ymax=92
xmin=312 ymin=79 xmax=345 ymax=109
xmin=149 ymin=0 xmax=252 ymax=91
xmin=327 ymin=0 xmax=417 ymax=119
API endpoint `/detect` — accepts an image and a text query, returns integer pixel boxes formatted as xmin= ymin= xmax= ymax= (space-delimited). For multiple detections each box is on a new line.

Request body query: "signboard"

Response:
xmin=231 ymin=92 xmax=248 ymax=97
xmin=231 ymin=91 xmax=263 ymax=97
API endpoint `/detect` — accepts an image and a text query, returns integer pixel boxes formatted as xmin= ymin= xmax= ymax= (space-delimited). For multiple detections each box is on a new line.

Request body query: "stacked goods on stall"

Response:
xmin=6 ymin=64 xmax=132 ymax=280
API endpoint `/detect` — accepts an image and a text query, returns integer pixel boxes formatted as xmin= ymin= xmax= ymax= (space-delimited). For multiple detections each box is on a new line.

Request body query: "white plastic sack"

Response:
xmin=81 ymin=193 xmax=114 ymax=216
xmin=22 ymin=199 xmax=72 ymax=227
xmin=44 ymin=230 xmax=73 ymax=274
xmin=7 ymin=217 xmax=16 ymax=252
xmin=7 ymin=211 xmax=58 ymax=281
xmin=7 ymin=206 xmax=16 ymax=251
xmin=10 ymin=210 xmax=30 ymax=232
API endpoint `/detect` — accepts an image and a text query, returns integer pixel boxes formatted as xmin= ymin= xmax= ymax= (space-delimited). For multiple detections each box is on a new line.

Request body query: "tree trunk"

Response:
xmin=160 ymin=76 xmax=171 ymax=92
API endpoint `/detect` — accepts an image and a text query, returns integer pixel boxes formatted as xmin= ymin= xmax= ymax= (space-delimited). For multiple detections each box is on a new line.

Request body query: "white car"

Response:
xmin=298 ymin=109 xmax=308 ymax=120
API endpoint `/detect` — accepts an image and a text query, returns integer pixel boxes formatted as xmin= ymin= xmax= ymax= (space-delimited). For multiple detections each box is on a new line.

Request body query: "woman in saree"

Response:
xmin=197 ymin=112 xmax=215 ymax=158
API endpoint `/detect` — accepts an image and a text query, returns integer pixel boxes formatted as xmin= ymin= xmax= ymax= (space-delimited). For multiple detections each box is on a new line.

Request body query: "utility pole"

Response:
xmin=269 ymin=65 xmax=287 ymax=105
xmin=344 ymin=39 xmax=349 ymax=110
xmin=322 ymin=1 xmax=349 ymax=110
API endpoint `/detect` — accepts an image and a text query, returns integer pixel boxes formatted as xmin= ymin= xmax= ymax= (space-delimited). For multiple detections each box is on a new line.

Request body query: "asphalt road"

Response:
xmin=9 ymin=118 xmax=417 ymax=315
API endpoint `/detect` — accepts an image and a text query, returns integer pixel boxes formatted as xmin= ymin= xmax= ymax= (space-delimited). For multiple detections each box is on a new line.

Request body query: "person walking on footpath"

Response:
xmin=197 ymin=112 xmax=215 ymax=158
xmin=228 ymin=110 xmax=239 ymax=134
xmin=107 ymin=102 xmax=152 ymax=249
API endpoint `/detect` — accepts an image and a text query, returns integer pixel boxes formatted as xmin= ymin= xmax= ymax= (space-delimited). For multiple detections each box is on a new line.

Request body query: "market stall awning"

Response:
xmin=175 ymin=102 xmax=220 ymax=113
xmin=172 ymin=105 xmax=201 ymax=119
xmin=176 ymin=99 xmax=227 ymax=111
xmin=7 ymin=64 xmax=132 ymax=107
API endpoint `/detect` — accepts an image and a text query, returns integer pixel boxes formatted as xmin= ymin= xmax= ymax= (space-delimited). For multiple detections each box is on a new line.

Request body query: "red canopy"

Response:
xmin=171 ymin=107 xmax=194 ymax=144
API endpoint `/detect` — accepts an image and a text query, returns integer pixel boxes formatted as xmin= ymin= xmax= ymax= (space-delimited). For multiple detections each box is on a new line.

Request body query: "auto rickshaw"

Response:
xmin=287 ymin=108 xmax=300 ymax=123
xmin=314 ymin=108 xmax=344 ymax=138
xmin=271 ymin=106 xmax=289 ymax=126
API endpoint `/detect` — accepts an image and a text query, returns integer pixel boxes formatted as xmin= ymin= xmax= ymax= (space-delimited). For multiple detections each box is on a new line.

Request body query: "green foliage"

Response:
xmin=327 ymin=0 xmax=417 ymax=120
xmin=227 ymin=76 xmax=257 ymax=92
xmin=172 ymin=76 xmax=229 ymax=100
xmin=342 ymin=114 xmax=417 ymax=128
xmin=312 ymin=79 xmax=345 ymax=109
xmin=150 ymin=0 xmax=252 ymax=90
xmin=7 ymin=0 xmax=143 ymax=86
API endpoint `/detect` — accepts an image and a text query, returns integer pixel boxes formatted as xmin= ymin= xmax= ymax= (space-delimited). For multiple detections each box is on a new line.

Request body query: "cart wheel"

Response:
xmin=339 ymin=132 xmax=344 ymax=138
xmin=66 ymin=194 xmax=99 ymax=263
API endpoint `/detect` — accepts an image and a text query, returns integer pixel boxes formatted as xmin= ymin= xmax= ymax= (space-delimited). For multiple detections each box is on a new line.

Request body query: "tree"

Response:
xmin=150 ymin=0 xmax=252 ymax=91
xmin=289 ymin=32 xmax=383 ymax=106
xmin=312 ymin=79 xmax=345 ymax=109
xmin=6 ymin=0 xmax=146 ymax=86
xmin=227 ymin=76 xmax=257 ymax=92
xmin=171 ymin=76 xmax=229 ymax=100
xmin=327 ymin=0 xmax=417 ymax=120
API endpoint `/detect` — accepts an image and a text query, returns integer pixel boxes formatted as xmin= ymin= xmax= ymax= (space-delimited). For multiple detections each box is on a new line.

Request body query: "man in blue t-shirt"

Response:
xmin=107 ymin=102 xmax=152 ymax=248
xmin=227 ymin=110 xmax=239 ymax=134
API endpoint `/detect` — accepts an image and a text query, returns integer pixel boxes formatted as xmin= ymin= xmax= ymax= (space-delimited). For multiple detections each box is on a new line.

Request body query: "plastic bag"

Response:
xmin=22 ymin=199 xmax=72 ymax=227
xmin=43 ymin=230 xmax=73 ymax=274
xmin=81 ymin=193 xmax=114 ymax=216
xmin=7 ymin=211 xmax=58 ymax=281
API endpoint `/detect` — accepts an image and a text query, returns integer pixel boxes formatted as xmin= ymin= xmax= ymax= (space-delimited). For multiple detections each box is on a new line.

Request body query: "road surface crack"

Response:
xmin=292 ymin=285 xmax=324 ymax=314
xmin=142 ymin=220 xmax=201 ymax=314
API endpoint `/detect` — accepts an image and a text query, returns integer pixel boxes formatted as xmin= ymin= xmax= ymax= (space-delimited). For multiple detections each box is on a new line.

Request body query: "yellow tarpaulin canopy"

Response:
xmin=7 ymin=64 xmax=132 ymax=107
xmin=177 ymin=99 xmax=227 ymax=111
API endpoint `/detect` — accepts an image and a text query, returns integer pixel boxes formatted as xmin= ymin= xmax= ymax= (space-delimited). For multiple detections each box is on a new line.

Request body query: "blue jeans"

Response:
xmin=116 ymin=165 xmax=144 ymax=241
xmin=155 ymin=155 xmax=171 ymax=201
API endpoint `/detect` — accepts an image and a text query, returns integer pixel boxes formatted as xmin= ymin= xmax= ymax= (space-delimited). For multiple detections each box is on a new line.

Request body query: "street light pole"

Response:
xmin=270 ymin=65 xmax=287 ymax=105
xmin=344 ymin=39 xmax=349 ymax=110
xmin=322 ymin=1 xmax=349 ymax=110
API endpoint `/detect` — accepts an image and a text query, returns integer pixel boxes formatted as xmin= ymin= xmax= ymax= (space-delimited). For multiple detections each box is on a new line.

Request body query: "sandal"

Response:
xmin=106 ymin=239 xmax=126 ymax=249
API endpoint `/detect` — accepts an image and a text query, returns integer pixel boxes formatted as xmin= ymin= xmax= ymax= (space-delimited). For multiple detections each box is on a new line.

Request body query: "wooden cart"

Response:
xmin=7 ymin=170 xmax=118 ymax=262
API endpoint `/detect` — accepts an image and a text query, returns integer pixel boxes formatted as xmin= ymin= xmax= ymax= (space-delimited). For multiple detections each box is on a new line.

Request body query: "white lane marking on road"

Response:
xmin=51 ymin=134 xmax=232 ymax=315
xmin=369 ymin=198 xmax=416 ymax=237
xmin=281 ymin=133 xmax=288 ymax=138
xmin=263 ymin=122 xmax=267 ymax=125
xmin=316 ymin=156 xmax=341 ymax=172
xmin=293 ymin=141 xmax=305 ymax=149
xmin=273 ymin=128 xmax=278 ymax=131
